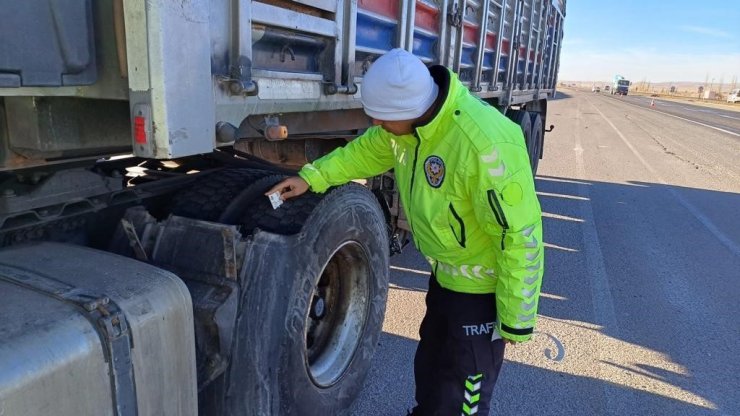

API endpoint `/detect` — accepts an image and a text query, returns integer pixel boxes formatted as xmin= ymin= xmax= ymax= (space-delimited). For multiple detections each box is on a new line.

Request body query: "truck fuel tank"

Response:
xmin=0 ymin=243 xmax=197 ymax=416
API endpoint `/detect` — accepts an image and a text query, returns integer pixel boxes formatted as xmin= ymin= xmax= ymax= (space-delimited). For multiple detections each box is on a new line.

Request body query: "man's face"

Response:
xmin=372 ymin=118 xmax=415 ymax=136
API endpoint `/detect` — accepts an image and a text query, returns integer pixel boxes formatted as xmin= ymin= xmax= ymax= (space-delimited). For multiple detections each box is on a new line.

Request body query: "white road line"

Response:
xmin=543 ymin=242 xmax=580 ymax=252
xmin=542 ymin=212 xmax=585 ymax=222
xmin=614 ymin=97 xmax=740 ymax=137
xmin=539 ymin=292 xmax=568 ymax=300
xmin=588 ymin=99 xmax=740 ymax=258
xmin=536 ymin=176 xmax=593 ymax=185
xmin=574 ymin=98 xmax=636 ymax=413
xmin=536 ymin=191 xmax=590 ymax=201
xmin=681 ymin=107 xmax=714 ymax=113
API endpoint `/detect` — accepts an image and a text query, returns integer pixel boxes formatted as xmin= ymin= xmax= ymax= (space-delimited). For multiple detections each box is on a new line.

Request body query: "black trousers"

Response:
xmin=411 ymin=275 xmax=506 ymax=416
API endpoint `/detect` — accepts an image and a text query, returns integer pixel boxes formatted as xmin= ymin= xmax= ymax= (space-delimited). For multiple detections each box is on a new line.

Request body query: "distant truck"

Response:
xmin=611 ymin=75 xmax=630 ymax=95
xmin=728 ymin=88 xmax=740 ymax=103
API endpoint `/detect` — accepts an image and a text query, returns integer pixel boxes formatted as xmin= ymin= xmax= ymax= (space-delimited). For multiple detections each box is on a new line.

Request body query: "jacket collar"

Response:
xmin=412 ymin=66 xmax=462 ymax=142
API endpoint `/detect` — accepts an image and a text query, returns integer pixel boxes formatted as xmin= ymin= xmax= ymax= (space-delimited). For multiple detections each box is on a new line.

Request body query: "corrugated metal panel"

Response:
xmin=412 ymin=1 xmax=441 ymax=62
xmin=129 ymin=0 xmax=565 ymax=157
xmin=356 ymin=12 xmax=398 ymax=52
xmin=358 ymin=0 xmax=400 ymax=19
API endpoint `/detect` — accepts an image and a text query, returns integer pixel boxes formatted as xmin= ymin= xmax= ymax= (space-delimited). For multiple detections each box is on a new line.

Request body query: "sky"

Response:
xmin=558 ymin=0 xmax=740 ymax=84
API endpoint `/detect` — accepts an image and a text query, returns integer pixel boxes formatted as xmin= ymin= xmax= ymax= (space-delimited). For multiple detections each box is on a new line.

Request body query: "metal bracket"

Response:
xmin=390 ymin=233 xmax=403 ymax=255
xmin=95 ymin=303 xmax=138 ymax=416
xmin=280 ymin=45 xmax=296 ymax=62
xmin=448 ymin=3 xmax=463 ymax=28
xmin=324 ymin=82 xmax=358 ymax=95
xmin=222 ymin=77 xmax=259 ymax=96
xmin=361 ymin=56 xmax=373 ymax=75
xmin=219 ymin=63 xmax=259 ymax=96
xmin=120 ymin=218 xmax=148 ymax=261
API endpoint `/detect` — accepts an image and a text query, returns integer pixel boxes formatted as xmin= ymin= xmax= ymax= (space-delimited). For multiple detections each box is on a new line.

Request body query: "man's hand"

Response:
xmin=265 ymin=176 xmax=309 ymax=201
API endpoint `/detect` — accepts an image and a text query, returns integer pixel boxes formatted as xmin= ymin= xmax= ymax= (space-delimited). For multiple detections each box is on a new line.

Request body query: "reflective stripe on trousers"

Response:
xmin=411 ymin=275 xmax=505 ymax=416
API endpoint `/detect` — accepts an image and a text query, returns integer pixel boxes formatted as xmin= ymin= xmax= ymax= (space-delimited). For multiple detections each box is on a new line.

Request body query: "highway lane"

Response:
xmin=602 ymin=93 xmax=740 ymax=137
xmin=351 ymin=89 xmax=740 ymax=415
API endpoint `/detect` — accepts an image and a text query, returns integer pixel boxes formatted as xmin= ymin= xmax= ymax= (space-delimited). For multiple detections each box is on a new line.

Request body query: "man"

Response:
xmin=266 ymin=48 xmax=543 ymax=415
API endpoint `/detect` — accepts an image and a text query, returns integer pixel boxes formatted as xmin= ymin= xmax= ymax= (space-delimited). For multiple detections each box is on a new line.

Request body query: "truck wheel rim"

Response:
xmin=304 ymin=240 xmax=370 ymax=387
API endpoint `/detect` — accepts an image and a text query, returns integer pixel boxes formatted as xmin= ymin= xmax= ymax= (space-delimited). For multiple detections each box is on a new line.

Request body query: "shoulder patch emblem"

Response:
xmin=424 ymin=155 xmax=445 ymax=188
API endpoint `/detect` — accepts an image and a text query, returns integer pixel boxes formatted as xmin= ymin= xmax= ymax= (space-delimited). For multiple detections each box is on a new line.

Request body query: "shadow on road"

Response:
xmin=532 ymin=174 xmax=738 ymax=415
xmin=352 ymin=174 xmax=739 ymax=415
xmin=549 ymin=91 xmax=573 ymax=101
xmin=353 ymin=331 xmax=719 ymax=416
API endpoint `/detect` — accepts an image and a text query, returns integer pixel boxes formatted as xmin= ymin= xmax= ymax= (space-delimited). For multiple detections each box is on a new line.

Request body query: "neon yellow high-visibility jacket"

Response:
xmin=299 ymin=66 xmax=543 ymax=342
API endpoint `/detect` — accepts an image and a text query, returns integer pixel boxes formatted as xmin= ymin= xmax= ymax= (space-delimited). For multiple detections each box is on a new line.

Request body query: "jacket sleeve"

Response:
xmin=298 ymin=126 xmax=395 ymax=193
xmin=468 ymin=140 xmax=544 ymax=342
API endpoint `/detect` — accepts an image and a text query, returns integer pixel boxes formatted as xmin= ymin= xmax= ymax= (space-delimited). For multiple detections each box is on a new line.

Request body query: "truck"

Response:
xmin=726 ymin=88 xmax=740 ymax=103
xmin=611 ymin=74 xmax=630 ymax=95
xmin=0 ymin=0 xmax=565 ymax=415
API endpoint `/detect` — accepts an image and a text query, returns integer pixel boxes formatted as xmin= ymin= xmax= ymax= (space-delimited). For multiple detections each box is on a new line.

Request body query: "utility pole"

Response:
xmin=703 ymin=72 xmax=709 ymax=98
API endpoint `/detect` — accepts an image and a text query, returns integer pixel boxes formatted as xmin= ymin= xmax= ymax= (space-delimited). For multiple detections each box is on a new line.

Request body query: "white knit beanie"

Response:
xmin=361 ymin=48 xmax=439 ymax=121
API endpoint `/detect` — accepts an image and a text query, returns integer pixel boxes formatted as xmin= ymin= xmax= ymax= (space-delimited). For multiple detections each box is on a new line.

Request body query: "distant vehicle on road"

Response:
xmin=604 ymin=85 xmax=610 ymax=92
xmin=728 ymin=89 xmax=740 ymax=103
xmin=611 ymin=75 xmax=630 ymax=95
xmin=592 ymin=85 xmax=601 ymax=92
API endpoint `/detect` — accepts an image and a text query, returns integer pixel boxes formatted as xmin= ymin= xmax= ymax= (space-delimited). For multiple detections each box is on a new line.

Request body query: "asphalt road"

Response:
xmin=605 ymin=93 xmax=740 ymax=137
xmin=351 ymin=89 xmax=740 ymax=415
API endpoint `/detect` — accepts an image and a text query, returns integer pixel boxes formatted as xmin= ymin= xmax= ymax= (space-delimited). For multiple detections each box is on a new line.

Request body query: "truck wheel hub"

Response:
xmin=310 ymin=295 xmax=326 ymax=320
xmin=304 ymin=241 xmax=370 ymax=387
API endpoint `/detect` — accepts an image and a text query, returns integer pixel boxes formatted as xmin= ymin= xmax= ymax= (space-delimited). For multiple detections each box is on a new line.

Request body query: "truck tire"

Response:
xmin=508 ymin=109 xmax=534 ymax=169
xmin=170 ymin=168 xmax=272 ymax=221
xmin=235 ymin=178 xmax=325 ymax=235
xmin=227 ymin=184 xmax=390 ymax=415
xmin=529 ymin=113 xmax=544 ymax=175
xmin=218 ymin=174 xmax=288 ymax=224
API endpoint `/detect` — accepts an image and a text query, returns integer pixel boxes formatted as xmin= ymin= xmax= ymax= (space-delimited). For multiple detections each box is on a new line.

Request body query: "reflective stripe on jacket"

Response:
xmin=298 ymin=66 xmax=543 ymax=342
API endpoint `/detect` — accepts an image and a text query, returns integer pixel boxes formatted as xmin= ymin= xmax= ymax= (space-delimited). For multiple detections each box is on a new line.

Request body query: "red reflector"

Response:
xmin=134 ymin=116 xmax=147 ymax=144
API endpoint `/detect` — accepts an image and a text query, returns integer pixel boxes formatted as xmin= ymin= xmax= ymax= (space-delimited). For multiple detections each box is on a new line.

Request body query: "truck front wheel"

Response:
xmin=226 ymin=184 xmax=390 ymax=415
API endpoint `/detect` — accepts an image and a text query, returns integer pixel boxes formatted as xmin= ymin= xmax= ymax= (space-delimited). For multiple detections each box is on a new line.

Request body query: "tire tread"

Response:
xmin=170 ymin=168 xmax=273 ymax=221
